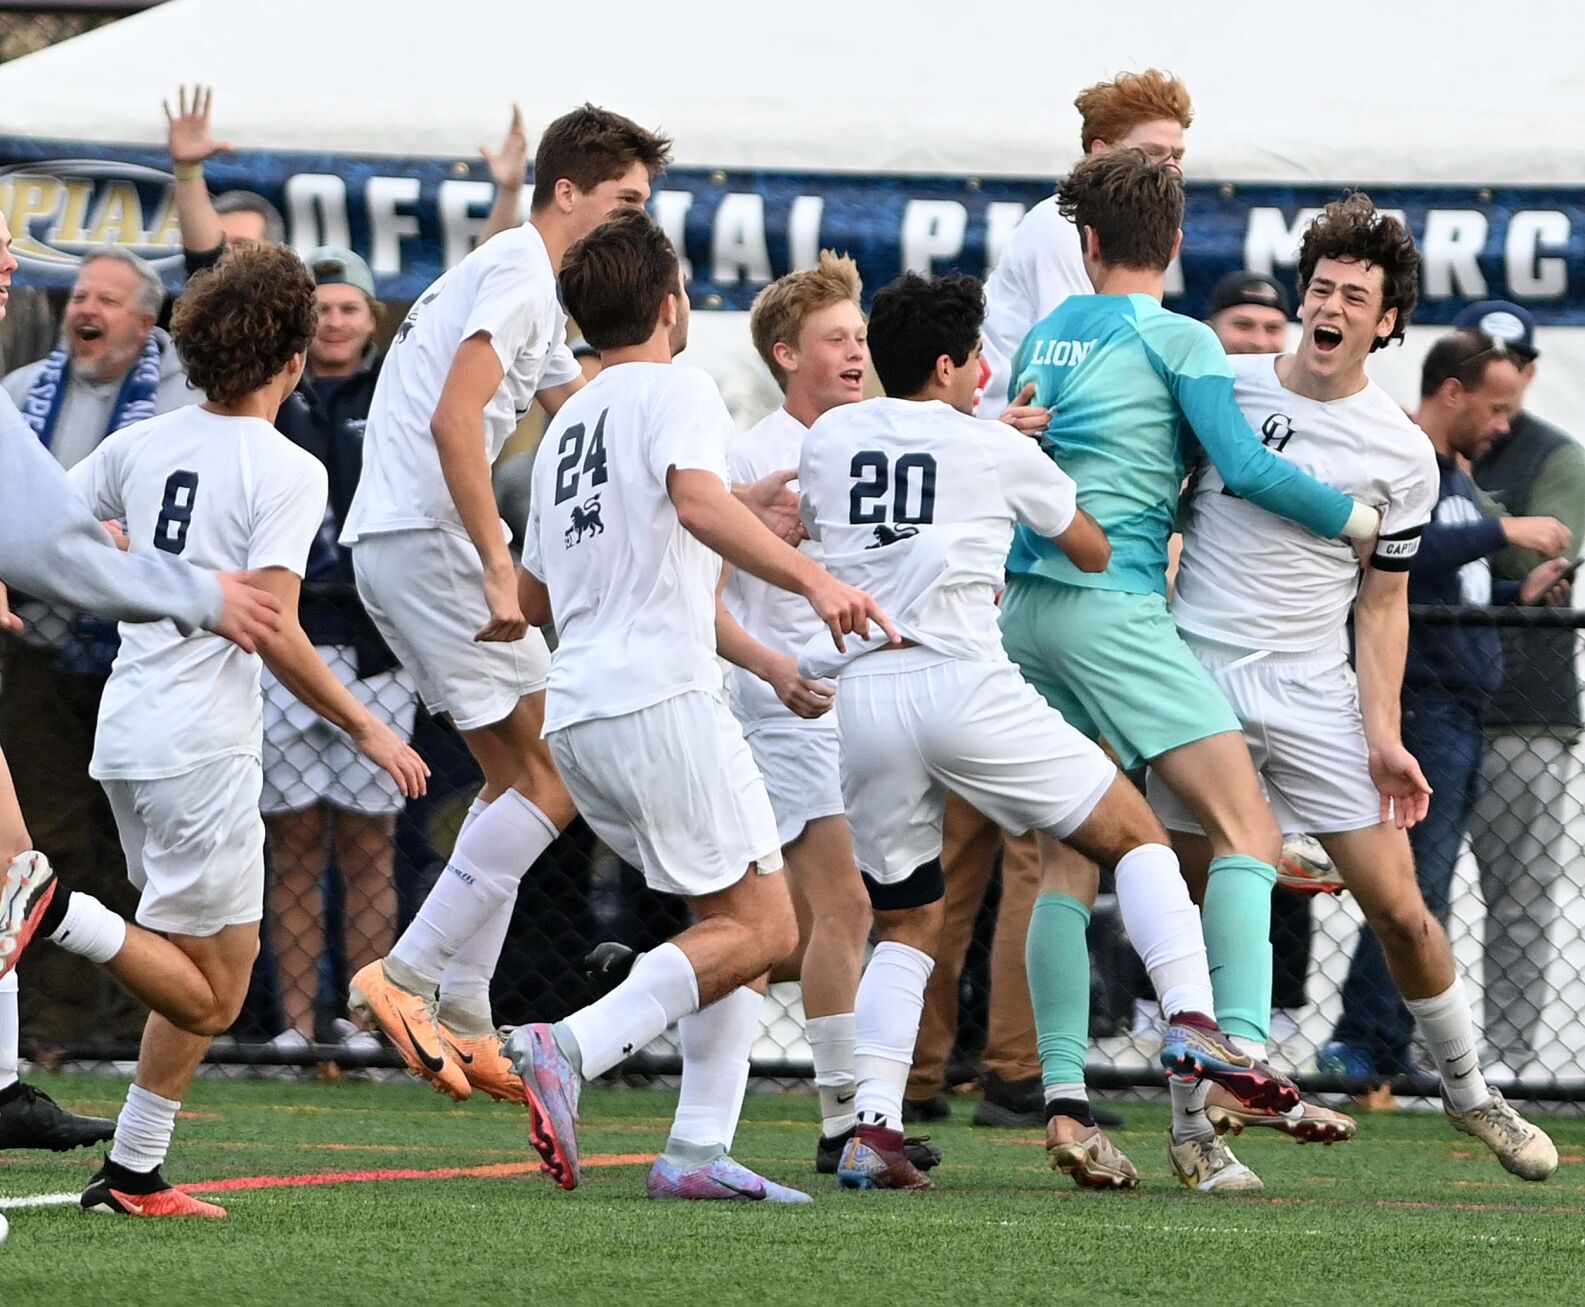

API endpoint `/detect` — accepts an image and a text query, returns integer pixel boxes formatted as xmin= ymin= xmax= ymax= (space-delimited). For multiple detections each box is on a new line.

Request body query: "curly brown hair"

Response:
xmin=1057 ymin=148 xmax=1182 ymax=271
xmin=170 ymin=243 xmax=317 ymax=404
xmin=1296 ymin=193 xmax=1420 ymax=351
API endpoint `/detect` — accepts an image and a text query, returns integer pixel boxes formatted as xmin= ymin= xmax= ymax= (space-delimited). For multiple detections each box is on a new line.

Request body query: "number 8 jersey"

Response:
xmin=524 ymin=362 xmax=736 ymax=734
xmin=66 ymin=405 xmax=328 ymax=780
xmin=797 ymin=396 xmax=1078 ymax=677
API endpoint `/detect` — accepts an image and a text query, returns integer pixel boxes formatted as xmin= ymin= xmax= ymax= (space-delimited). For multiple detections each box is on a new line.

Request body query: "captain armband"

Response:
xmin=1370 ymin=524 xmax=1423 ymax=572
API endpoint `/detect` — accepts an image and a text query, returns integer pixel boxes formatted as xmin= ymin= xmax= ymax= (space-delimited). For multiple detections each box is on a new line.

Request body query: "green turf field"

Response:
xmin=1 ymin=1074 xmax=1582 ymax=1305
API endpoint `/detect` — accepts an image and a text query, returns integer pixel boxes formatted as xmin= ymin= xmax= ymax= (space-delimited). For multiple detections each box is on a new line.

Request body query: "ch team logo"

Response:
xmin=564 ymin=495 xmax=605 ymax=547
xmin=0 ymin=161 xmax=186 ymax=275
xmin=865 ymin=523 xmax=919 ymax=549
xmin=1260 ymin=412 xmax=1295 ymax=452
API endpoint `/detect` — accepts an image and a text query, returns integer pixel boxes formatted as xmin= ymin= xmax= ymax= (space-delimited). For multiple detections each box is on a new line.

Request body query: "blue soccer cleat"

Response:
xmin=647 ymin=1153 xmax=813 ymax=1203
xmin=1161 ymin=1016 xmax=1301 ymax=1115
xmin=506 ymin=1023 xmax=581 ymax=1190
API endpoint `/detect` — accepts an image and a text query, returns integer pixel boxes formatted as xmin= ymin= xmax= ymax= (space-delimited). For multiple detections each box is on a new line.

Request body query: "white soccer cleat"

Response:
xmin=1445 ymin=1089 xmax=1558 ymax=1182
xmin=1276 ymin=833 xmax=1344 ymax=896
xmin=1168 ymin=1133 xmax=1264 ymax=1194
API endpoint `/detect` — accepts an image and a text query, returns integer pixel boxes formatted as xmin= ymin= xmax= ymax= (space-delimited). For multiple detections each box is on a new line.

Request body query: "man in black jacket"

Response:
xmin=263 ymin=248 xmax=420 ymax=1050
xmin=1326 ymin=330 xmax=1571 ymax=1086
xmin=1458 ymin=302 xmax=1585 ymax=1078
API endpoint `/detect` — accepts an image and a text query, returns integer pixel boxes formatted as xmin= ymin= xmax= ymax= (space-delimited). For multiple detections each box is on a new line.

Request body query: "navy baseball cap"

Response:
xmin=1453 ymin=300 xmax=1538 ymax=362
xmin=1209 ymin=270 xmax=1292 ymax=318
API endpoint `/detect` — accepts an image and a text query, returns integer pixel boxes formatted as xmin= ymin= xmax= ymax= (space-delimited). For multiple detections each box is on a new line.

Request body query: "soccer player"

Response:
xmin=338 ymin=105 xmax=672 ymax=1102
xmin=507 ymin=210 xmax=892 ymax=1201
xmin=1000 ymin=150 xmax=1383 ymax=1193
xmin=1 ymin=244 xmax=427 ymax=1217
xmin=980 ymin=69 xmax=1192 ymax=420
xmin=0 ymin=210 xmax=281 ymax=1155
xmin=1154 ymin=195 xmax=1559 ymax=1183
xmin=798 ymin=271 xmax=1301 ymax=1192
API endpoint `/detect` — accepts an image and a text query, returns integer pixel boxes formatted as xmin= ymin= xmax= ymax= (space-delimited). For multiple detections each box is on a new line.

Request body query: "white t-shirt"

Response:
xmin=341 ymin=223 xmax=581 ymax=544
xmin=979 ymin=197 xmax=1090 ymax=420
xmin=1173 ymin=353 xmax=1439 ymax=654
xmin=523 ymin=363 xmax=735 ymax=734
xmin=797 ymin=397 xmax=1077 ymax=677
xmin=67 ymin=405 xmax=327 ymax=779
xmin=721 ymin=406 xmax=834 ymax=732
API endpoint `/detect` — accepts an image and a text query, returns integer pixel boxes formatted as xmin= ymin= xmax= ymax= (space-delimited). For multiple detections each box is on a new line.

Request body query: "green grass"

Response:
xmin=2 ymin=1075 xmax=1584 ymax=1305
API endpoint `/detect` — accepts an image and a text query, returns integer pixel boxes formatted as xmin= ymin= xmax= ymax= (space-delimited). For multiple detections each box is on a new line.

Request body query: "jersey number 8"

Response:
xmin=154 ymin=470 xmax=200 ymax=555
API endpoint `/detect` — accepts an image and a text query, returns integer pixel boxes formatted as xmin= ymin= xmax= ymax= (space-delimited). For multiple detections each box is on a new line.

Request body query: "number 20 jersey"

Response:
xmin=523 ymin=362 xmax=735 ymax=734
xmin=1173 ymin=353 xmax=1440 ymax=654
xmin=66 ymin=405 xmax=327 ymax=780
xmin=797 ymin=397 xmax=1078 ymax=678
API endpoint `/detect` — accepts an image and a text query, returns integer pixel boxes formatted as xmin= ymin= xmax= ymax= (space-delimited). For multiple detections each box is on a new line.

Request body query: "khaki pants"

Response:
xmin=907 ymin=792 xmax=1041 ymax=1097
xmin=0 ymin=642 xmax=143 ymax=1048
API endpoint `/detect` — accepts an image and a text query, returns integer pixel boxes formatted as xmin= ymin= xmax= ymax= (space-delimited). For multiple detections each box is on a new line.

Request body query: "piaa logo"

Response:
xmin=0 ymin=161 xmax=185 ymax=274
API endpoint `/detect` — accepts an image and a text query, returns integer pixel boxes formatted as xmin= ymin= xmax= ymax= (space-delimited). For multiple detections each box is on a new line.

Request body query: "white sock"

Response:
xmin=1405 ymin=981 xmax=1489 ymax=1114
xmin=667 ymin=986 xmax=763 ymax=1156
xmin=437 ymin=896 xmax=513 ymax=1037
xmin=1231 ymin=1036 xmax=1267 ymax=1062
xmin=1043 ymin=1082 xmax=1088 ymax=1106
xmin=389 ymin=791 xmax=556 ymax=988
xmin=806 ymin=1012 xmax=858 ymax=1137
xmin=561 ymin=941 xmax=700 ymax=1080
xmin=1114 ymin=844 xmax=1215 ymax=1018
xmin=0 ymin=970 xmax=18 ymax=1094
xmin=109 ymin=1084 xmax=179 ymax=1173
xmin=853 ymin=941 xmax=934 ymax=1133
xmin=1170 ymin=1078 xmax=1214 ymax=1142
xmin=456 ymin=795 xmax=488 ymax=839
xmin=49 ymin=891 xmax=127 ymax=964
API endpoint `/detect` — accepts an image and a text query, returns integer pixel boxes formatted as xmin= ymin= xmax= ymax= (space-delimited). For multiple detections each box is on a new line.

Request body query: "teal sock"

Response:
xmin=1026 ymin=892 xmax=1092 ymax=1089
xmin=1202 ymin=855 xmax=1277 ymax=1044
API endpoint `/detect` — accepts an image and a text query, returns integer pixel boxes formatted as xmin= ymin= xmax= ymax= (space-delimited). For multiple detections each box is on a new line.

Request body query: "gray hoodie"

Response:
xmin=0 ymin=389 xmax=221 ymax=634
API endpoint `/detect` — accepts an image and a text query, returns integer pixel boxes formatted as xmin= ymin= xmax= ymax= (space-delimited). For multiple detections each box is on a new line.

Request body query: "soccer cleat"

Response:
xmin=1445 ymin=1088 xmax=1558 ymax=1182
xmin=582 ymin=941 xmax=638 ymax=999
xmin=1045 ymin=1114 xmax=1139 ymax=1190
xmin=1276 ymin=833 xmax=1345 ymax=896
xmin=0 ymin=851 xmax=56 ymax=982
xmin=815 ymin=1127 xmax=941 ymax=1175
xmin=1205 ymin=1083 xmax=1356 ymax=1145
xmin=1168 ymin=1134 xmax=1264 ymax=1194
xmin=81 ymin=1160 xmax=226 ymax=1218
xmin=835 ymin=1124 xmax=936 ymax=1190
xmin=505 ymin=1023 xmax=581 ymax=1190
xmin=648 ymin=1153 xmax=813 ymax=1203
xmin=1160 ymin=1018 xmax=1301 ymax=1116
xmin=347 ymin=960 xmax=470 ymax=1101
xmin=438 ymin=1023 xmax=528 ymax=1105
xmin=0 ymin=1081 xmax=116 ymax=1151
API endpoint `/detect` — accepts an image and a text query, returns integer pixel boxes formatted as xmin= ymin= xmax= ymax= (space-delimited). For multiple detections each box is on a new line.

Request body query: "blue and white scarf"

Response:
xmin=19 ymin=329 xmax=163 ymax=450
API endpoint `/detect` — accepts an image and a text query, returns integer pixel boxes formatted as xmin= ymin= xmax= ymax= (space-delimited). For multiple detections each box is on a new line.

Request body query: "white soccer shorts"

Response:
xmin=836 ymin=649 xmax=1116 ymax=884
xmin=261 ymin=644 xmax=420 ymax=817
xmin=352 ymin=528 xmax=550 ymax=732
xmin=547 ymin=690 xmax=784 ymax=898
xmin=103 ymin=754 xmax=267 ymax=937
xmin=743 ymin=722 xmax=845 ymax=848
xmin=1146 ymin=638 xmax=1382 ymax=836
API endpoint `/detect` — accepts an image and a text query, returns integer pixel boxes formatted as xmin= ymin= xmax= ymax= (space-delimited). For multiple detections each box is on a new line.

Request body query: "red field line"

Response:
xmin=179 ymin=1154 xmax=654 ymax=1195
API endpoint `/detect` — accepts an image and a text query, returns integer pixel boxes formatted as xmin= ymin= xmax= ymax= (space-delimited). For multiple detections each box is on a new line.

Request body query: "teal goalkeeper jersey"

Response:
xmin=1004 ymin=293 xmax=1354 ymax=596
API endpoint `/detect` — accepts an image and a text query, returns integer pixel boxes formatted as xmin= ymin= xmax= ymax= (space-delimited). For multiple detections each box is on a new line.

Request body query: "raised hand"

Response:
xmin=481 ymin=103 xmax=530 ymax=190
xmin=164 ymin=84 xmax=235 ymax=168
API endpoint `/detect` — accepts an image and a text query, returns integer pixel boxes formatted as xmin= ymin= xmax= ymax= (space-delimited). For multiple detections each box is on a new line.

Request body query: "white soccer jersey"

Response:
xmin=523 ymin=363 xmax=734 ymax=734
xmin=797 ymin=397 xmax=1077 ymax=676
xmin=979 ymin=197 xmax=1090 ymax=420
xmin=67 ymin=405 xmax=327 ymax=780
xmin=1173 ymin=353 xmax=1439 ymax=653
xmin=341 ymin=223 xmax=581 ymax=544
xmin=722 ymin=405 xmax=835 ymax=731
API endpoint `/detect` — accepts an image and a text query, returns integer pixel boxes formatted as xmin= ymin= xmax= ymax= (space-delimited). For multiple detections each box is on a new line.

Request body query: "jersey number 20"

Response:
xmin=849 ymin=451 xmax=937 ymax=525
xmin=154 ymin=470 xmax=200 ymax=555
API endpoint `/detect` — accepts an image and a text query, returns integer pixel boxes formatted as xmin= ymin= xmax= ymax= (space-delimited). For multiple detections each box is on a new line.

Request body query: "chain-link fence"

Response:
xmin=0 ymin=3 xmax=151 ymax=65
xmin=7 ymin=592 xmax=1585 ymax=1103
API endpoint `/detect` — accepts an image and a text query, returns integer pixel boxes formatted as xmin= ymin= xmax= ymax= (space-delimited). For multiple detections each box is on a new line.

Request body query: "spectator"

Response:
xmin=1457 ymin=302 xmax=1585 ymax=1078
xmin=1206 ymin=270 xmax=1291 ymax=355
xmin=1324 ymin=330 xmax=1572 ymax=1090
xmin=261 ymin=247 xmax=419 ymax=1050
xmin=0 ymin=245 xmax=189 ymax=1049
xmin=164 ymin=85 xmax=287 ymax=279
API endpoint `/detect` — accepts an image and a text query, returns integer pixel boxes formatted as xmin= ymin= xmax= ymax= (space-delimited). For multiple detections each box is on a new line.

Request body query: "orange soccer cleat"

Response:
xmin=438 ymin=1024 xmax=529 ymax=1106
xmin=348 ymin=960 xmax=471 ymax=1101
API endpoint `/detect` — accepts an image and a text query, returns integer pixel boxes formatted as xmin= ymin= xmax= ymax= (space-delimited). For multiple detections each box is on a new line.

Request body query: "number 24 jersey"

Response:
xmin=67 ymin=405 xmax=327 ymax=780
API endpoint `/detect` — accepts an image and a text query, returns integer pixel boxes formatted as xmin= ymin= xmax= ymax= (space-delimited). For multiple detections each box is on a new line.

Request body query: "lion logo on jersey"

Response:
xmin=564 ymin=495 xmax=605 ymax=547
xmin=865 ymin=523 xmax=919 ymax=549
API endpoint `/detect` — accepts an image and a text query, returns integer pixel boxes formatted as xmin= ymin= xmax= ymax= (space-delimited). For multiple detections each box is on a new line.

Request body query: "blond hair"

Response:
xmin=749 ymin=251 xmax=863 ymax=390
xmin=1075 ymin=69 xmax=1193 ymax=154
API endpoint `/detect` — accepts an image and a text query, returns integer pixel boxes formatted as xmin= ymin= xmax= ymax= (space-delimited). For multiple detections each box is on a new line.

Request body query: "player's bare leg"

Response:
xmin=1320 ymin=825 xmax=1556 ymax=1181
xmin=352 ymin=691 xmax=573 ymax=1100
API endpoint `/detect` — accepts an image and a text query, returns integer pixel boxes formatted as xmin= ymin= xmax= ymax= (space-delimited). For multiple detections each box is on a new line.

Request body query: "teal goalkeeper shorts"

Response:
xmin=998 ymin=574 xmax=1242 ymax=772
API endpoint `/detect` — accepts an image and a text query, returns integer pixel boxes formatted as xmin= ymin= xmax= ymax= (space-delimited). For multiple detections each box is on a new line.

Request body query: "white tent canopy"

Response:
xmin=3 ymin=0 xmax=1584 ymax=185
